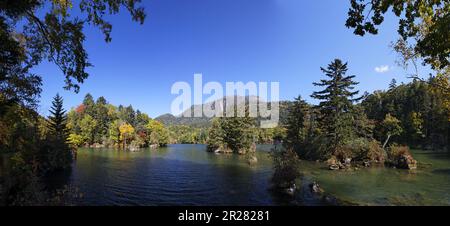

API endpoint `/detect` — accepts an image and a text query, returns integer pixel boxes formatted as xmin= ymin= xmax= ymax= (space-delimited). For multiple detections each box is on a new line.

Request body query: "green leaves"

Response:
xmin=284 ymin=96 xmax=309 ymax=154
xmin=146 ymin=119 xmax=169 ymax=146
xmin=206 ymin=108 xmax=256 ymax=154
xmin=346 ymin=0 xmax=450 ymax=70
xmin=79 ymin=0 xmax=146 ymax=42
xmin=311 ymin=59 xmax=362 ymax=155
xmin=1 ymin=0 xmax=147 ymax=94
xmin=79 ymin=114 xmax=97 ymax=143
xmin=48 ymin=93 xmax=68 ymax=138
xmin=382 ymin=113 xmax=403 ymax=137
xmin=45 ymin=93 xmax=72 ymax=171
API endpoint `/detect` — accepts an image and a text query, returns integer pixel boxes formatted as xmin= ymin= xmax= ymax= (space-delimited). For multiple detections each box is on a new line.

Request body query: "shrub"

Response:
xmin=68 ymin=134 xmax=85 ymax=148
xmin=387 ymin=145 xmax=418 ymax=169
xmin=388 ymin=145 xmax=411 ymax=160
xmin=345 ymin=138 xmax=385 ymax=163
xmin=334 ymin=145 xmax=354 ymax=161
xmin=365 ymin=140 xmax=385 ymax=163
xmin=270 ymin=148 xmax=301 ymax=189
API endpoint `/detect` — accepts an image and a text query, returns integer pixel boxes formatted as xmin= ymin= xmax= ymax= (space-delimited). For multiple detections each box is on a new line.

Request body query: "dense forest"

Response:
xmin=66 ymin=94 xmax=169 ymax=150
xmin=270 ymin=61 xmax=449 ymax=190
xmin=65 ymin=94 xmax=290 ymax=149
xmin=206 ymin=60 xmax=448 ymax=177
xmin=0 ymin=0 xmax=449 ymax=206
xmin=0 ymin=0 xmax=147 ymax=205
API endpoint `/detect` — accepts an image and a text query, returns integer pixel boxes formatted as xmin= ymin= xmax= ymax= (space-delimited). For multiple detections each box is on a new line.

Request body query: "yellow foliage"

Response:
xmin=68 ymin=133 xmax=85 ymax=147
xmin=119 ymin=123 xmax=135 ymax=140
xmin=146 ymin=119 xmax=169 ymax=145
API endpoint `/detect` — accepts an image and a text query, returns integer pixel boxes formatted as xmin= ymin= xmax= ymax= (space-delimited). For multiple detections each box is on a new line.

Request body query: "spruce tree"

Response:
xmin=46 ymin=94 xmax=72 ymax=170
xmin=311 ymin=59 xmax=362 ymax=156
xmin=48 ymin=94 xmax=69 ymax=139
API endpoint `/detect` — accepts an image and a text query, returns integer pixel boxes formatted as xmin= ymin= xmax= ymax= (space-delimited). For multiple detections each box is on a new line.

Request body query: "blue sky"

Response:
xmin=34 ymin=0 xmax=426 ymax=117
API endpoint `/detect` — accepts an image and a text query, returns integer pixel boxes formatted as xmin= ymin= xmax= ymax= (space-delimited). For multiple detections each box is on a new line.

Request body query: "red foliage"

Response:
xmin=138 ymin=130 xmax=147 ymax=139
xmin=75 ymin=104 xmax=86 ymax=114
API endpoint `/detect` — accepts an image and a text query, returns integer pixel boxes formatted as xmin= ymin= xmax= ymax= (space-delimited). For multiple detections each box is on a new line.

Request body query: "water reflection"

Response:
xmin=55 ymin=145 xmax=275 ymax=206
xmin=45 ymin=145 xmax=450 ymax=206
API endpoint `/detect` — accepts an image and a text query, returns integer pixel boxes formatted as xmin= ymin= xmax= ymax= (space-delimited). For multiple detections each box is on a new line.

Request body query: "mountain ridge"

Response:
xmin=155 ymin=96 xmax=292 ymax=127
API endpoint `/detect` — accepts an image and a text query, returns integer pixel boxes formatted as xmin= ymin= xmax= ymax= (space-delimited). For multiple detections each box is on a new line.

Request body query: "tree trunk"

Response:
xmin=383 ymin=134 xmax=392 ymax=150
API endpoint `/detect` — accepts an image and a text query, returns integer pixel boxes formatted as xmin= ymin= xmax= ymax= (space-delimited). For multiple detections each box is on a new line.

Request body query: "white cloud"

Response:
xmin=375 ymin=65 xmax=390 ymax=73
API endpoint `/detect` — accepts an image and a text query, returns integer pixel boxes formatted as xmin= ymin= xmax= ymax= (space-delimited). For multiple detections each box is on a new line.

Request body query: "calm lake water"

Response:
xmin=45 ymin=144 xmax=450 ymax=206
xmin=49 ymin=144 xmax=276 ymax=206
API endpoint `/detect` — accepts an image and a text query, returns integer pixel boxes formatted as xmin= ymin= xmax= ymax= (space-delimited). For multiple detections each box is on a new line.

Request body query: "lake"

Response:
xmin=45 ymin=144 xmax=450 ymax=206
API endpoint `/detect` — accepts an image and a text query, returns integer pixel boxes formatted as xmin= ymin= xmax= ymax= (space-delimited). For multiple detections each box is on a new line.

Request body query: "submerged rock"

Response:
xmin=214 ymin=148 xmax=233 ymax=154
xmin=322 ymin=195 xmax=338 ymax=205
xmin=271 ymin=182 xmax=297 ymax=197
xmin=90 ymin=143 xmax=105 ymax=148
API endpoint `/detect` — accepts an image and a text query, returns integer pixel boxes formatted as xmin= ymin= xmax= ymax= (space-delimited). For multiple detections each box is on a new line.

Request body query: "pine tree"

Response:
xmin=311 ymin=59 xmax=362 ymax=155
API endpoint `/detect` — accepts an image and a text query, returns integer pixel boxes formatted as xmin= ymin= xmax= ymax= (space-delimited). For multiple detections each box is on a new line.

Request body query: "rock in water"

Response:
xmin=398 ymin=154 xmax=418 ymax=170
xmin=310 ymin=182 xmax=324 ymax=194
xmin=329 ymin=164 xmax=339 ymax=170
xmin=327 ymin=157 xmax=340 ymax=170
xmin=247 ymin=156 xmax=258 ymax=165
xmin=344 ymin=158 xmax=352 ymax=166
xmin=128 ymin=143 xmax=140 ymax=152
xmin=284 ymin=183 xmax=297 ymax=196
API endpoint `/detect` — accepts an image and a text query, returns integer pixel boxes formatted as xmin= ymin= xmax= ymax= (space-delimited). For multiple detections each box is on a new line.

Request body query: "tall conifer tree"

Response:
xmin=311 ymin=59 xmax=362 ymax=155
xmin=46 ymin=93 xmax=72 ymax=170
xmin=48 ymin=94 xmax=69 ymax=139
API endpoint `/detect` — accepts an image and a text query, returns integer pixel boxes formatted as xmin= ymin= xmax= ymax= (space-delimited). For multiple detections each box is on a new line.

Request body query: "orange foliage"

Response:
xmin=75 ymin=104 xmax=86 ymax=114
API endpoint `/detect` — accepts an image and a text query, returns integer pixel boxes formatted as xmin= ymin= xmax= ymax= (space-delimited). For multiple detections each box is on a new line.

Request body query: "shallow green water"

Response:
xmin=3 ymin=145 xmax=449 ymax=206
xmin=299 ymin=150 xmax=450 ymax=206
